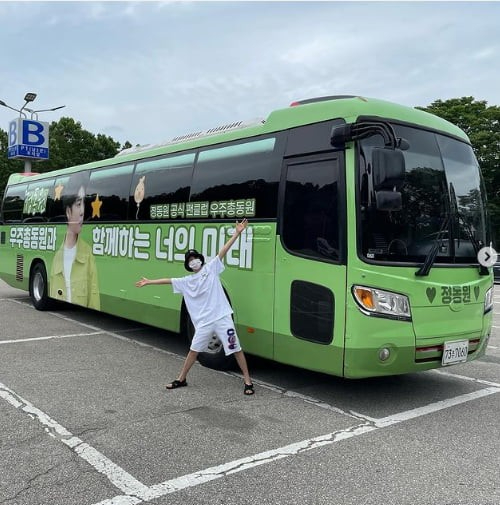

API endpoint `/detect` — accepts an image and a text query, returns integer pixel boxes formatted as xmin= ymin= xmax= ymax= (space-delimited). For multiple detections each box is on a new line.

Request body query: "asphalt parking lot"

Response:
xmin=1 ymin=279 xmax=500 ymax=505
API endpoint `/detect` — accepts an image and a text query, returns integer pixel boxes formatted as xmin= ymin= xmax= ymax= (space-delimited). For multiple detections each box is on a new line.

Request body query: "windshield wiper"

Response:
xmin=415 ymin=214 xmax=450 ymax=277
xmin=455 ymin=211 xmax=489 ymax=275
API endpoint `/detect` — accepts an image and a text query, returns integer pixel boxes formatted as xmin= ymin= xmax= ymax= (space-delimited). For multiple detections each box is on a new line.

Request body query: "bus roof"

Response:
xmin=6 ymin=95 xmax=469 ymax=186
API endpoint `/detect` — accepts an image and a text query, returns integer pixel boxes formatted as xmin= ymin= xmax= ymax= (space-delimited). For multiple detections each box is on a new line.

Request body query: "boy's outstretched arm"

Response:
xmin=218 ymin=219 xmax=248 ymax=260
xmin=135 ymin=277 xmax=172 ymax=287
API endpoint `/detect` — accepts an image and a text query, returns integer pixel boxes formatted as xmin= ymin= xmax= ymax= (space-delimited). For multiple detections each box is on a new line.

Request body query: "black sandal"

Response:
xmin=166 ymin=379 xmax=187 ymax=390
xmin=244 ymin=383 xmax=255 ymax=395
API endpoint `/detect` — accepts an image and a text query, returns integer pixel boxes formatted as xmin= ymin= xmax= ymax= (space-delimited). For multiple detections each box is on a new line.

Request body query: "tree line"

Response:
xmin=417 ymin=97 xmax=500 ymax=243
xmin=0 ymin=117 xmax=133 ymax=196
xmin=0 ymin=97 xmax=499 ymax=241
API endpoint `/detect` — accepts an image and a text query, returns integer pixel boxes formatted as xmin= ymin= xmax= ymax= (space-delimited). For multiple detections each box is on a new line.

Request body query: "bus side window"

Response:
xmin=23 ymin=179 xmax=55 ymax=223
xmin=190 ymin=135 xmax=284 ymax=219
xmin=2 ymin=184 xmax=28 ymax=223
xmin=132 ymin=153 xmax=194 ymax=221
xmin=48 ymin=175 xmax=70 ymax=222
xmin=282 ymin=158 xmax=340 ymax=261
xmin=88 ymin=164 xmax=134 ymax=221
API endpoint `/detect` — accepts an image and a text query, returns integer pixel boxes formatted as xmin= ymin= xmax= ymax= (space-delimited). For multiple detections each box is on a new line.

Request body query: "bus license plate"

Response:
xmin=442 ymin=340 xmax=469 ymax=366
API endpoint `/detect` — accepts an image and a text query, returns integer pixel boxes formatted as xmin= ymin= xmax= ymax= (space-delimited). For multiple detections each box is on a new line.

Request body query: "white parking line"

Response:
xmin=0 ymin=381 xmax=151 ymax=501
xmin=2 ymin=297 xmax=500 ymax=504
xmin=0 ymin=332 xmax=102 ymax=345
xmin=1 ymin=375 xmax=498 ymax=505
xmin=374 ymin=387 xmax=499 ymax=428
xmin=433 ymin=369 xmax=500 ymax=388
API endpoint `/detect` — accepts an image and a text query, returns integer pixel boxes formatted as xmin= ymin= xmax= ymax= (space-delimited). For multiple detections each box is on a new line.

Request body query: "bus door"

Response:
xmin=274 ymin=154 xmax=347 ymax=376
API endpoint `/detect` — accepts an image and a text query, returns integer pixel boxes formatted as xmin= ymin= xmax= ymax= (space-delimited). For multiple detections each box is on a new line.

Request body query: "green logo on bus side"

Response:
xmin=23 ymin=187 xmax=49 ymax=215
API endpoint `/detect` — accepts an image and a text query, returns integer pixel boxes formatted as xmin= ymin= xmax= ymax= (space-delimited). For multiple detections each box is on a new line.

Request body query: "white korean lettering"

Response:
xmin=156 ymin=226 xmax=174 ymax=261
xmin=92 ymin=227 xmax=105 ymax=255
xmin=202 ymin=227 xmax=218 ymax=259
xmin=174 ymin=226 xmax=195 ymax=261
xmin=104 ymin=227 xmax=119 ymax=256
xmin=133 ymin=227 xmax=150 ymax=260
xmin=118 ymin=227 xmax=132 ymax=257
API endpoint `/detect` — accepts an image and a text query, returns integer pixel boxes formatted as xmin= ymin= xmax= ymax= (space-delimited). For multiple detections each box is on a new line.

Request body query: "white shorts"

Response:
xmin=190 ymin=315 xmax=242 ymax=355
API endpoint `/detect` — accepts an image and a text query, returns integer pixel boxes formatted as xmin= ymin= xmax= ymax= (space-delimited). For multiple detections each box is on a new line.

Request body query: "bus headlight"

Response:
xmin=353 ymin=285 xmax=411 ymax=321
xmin=484 ymin=286 xmax=494 ymax=314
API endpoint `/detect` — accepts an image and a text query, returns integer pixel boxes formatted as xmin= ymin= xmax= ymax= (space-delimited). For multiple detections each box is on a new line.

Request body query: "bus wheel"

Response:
xmin=184 ymin=309 xmax=236 ymax=371
xmin=30 ymin=263 xmax=53 ymax=311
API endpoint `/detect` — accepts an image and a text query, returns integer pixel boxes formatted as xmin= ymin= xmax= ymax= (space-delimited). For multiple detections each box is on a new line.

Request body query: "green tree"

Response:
xmin=0 ymin=129 xmax=24 ymax=198
xmin=0 ymin=117 xmax=131 ymax=200
xmin=46 ymin=117 xmax=120 ymax=170
xmin=417 ymin=97 xmax=500 ymax=244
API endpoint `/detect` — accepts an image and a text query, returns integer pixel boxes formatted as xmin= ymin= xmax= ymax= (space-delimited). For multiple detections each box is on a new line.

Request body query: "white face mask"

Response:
xmin=189 ymin=258 xmax=202 ymax=271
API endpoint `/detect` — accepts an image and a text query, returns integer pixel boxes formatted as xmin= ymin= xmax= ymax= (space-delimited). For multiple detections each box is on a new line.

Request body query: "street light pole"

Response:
xmin=0 ymin=99 xmax=27 ymax=117
xmin=24 ymin=105 xmax=66 ymax=121
xmin=0 ymin=93 xmax=65 ymax=173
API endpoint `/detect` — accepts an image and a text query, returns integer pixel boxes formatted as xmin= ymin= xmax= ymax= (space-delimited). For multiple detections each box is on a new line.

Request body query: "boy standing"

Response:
xmin=135 ymin=219 xmax=254 ymax=395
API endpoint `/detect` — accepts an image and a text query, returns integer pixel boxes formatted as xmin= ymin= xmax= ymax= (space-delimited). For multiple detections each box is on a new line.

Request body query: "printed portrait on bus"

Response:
xmin=49 ymin=171 xmax=100 ymax=310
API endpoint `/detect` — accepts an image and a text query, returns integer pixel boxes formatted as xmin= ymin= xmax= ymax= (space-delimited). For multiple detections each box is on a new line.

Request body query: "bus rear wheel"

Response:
xmin=29 ymin=263 xmax=54 ymax=311
xmin=183 ymin=309 xmax=236 ymax=371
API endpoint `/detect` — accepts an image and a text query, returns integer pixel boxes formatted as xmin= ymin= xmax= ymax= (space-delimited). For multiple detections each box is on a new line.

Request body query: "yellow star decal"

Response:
xmin=91 ymin=194 xmax=103 ymax=218
xmin=54 ymin=184 xmax=64 ymax=200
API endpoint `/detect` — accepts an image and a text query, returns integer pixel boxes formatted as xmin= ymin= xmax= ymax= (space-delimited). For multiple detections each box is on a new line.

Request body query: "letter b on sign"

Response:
xmin=23 ymin=120 xmax=47 ymax=146
xmin=8 ymin=120 xmax=17 ymax=146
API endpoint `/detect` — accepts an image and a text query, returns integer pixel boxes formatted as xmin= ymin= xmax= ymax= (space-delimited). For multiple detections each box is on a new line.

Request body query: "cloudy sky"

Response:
xmin=0 ymin=1 xmax=499 ymax=148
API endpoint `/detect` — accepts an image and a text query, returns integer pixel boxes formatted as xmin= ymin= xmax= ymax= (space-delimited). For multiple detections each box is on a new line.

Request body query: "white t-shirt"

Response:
xmin=63 ymin=245 xmax=77 ymax=303
xmin=171 ymin=257 xmax=232 ymax=328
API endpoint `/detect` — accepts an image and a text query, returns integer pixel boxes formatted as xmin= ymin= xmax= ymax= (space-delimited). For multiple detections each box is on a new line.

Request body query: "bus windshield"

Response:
xmin=358 ymin=123 xmax=489 ymax=264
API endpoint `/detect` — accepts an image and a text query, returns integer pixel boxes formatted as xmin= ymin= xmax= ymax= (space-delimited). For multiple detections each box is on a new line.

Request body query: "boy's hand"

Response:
xmin=135 ymin=277 xmax=149 ymax=287
xmin=235 ymin=218 xmax=248 ymax=235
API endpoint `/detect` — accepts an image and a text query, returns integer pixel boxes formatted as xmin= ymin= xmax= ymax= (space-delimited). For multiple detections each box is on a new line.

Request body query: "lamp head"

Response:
xmin=24 ymin=92 xmax=37 ymax=102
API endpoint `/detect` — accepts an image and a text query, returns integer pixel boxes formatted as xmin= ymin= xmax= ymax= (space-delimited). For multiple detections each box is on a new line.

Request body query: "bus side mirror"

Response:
xmin=372 ymin=148 xmax=405 ymax=212
xmin=375 ymin=190 xmax=402 ymax=211
xmin=372 ymin=148 xmax=405 ymax=190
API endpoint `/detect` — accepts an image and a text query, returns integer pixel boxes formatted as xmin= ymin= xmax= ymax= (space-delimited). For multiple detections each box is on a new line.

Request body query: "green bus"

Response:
xmin=0 ymin=95 xmax=494 ymax=378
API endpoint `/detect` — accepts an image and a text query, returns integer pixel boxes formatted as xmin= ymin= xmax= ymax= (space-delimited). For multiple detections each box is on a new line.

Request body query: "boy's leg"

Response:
xmin=170 ymin=323 xmax=212 ymax=385
xmin=213 ymin=315 xmax=253 ymax=387
xmin=177 ymin=350 xmax=198 ymax=382
xmin=234 ymin=350 xmax=252 ymax=386
xmin=166 ymin=350 xmax=199 ymax=388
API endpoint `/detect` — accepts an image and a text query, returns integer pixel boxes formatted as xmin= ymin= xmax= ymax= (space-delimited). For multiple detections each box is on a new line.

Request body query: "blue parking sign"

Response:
xmin=8 ymin=118 xmax=50 ymax=160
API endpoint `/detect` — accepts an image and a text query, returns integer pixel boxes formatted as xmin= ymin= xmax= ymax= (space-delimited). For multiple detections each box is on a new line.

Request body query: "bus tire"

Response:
xmin=29 ymin=262 xmax=54 ymax=311
xmin=183 ymin=305 xmax=236 ymax=371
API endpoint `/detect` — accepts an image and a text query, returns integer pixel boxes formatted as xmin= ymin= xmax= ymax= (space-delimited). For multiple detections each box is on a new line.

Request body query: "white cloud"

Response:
xmin=473 ymin=46 xmax=496 ymax=60
xmin=86 ymin=2 xmax=108 ymax=21
xmin=1 ymin=1 xmax=499 ymax=147
xmin=280 ymin=36 xmax=333 ymax=65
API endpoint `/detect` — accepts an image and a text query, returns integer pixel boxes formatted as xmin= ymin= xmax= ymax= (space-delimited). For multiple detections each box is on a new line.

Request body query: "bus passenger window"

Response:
xmin=132 ymin=153 xmax=194 ymax=221
xmin=191 ymin=135 xmax=284 ymax=219
xmin=88 ymin=164 xmax=134 ymax=221
xmin=2 ymin=184 xmax=28 ymax=223
xmin=22 ymin=179 xmax=55 ymax=223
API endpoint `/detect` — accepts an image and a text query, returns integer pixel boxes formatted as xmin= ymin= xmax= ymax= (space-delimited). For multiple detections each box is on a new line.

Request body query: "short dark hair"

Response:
xmin=62 ymin=171 xmax=90 ymax=210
